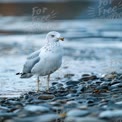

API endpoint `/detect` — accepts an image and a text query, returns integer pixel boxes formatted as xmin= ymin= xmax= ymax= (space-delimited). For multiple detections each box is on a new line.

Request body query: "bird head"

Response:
xmin=46 ymin=31 xmax=64 ymax=42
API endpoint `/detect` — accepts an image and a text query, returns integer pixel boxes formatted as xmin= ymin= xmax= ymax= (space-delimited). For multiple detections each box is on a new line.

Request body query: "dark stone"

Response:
xmin=64 ymin=74 xmax=74 ymax=78
xmin=38 ymin=94 xmax=55 ymax=100
xmin=66 ymin=81 xmax=80 ymax=86
xmin=0 ymin=113 xmax=17 ymax=117
xmin=80 ymin=75 xmax=97 ymax=81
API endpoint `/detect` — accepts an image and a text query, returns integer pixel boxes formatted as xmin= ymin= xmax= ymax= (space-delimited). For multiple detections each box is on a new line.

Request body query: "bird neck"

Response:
xmin=45 ymin=39 xmax=60 ymax=47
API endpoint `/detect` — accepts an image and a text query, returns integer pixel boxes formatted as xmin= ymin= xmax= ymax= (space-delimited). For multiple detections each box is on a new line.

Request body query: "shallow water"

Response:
xmin=0 ymin=16 xmax=122 ymax=97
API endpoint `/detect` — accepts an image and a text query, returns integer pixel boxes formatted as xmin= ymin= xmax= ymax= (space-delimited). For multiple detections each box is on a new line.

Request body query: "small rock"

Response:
xmin=13 ymin=114 xmax=59 ymax=122
xmin=78 ymin=105 xmax=88 ymax=110
xmin=80 ymin=74 xmax=97 ymax=81
xmin=38 ymin=94 xmax=55 ymax=100
xmin=67 ymin=109 xmax=90 ymax=117
xmin=64 ymin=101 xmax=79 ymax=109
xmin=92 ymin=80 xmax=102 ymax=84
xmin=0 ymin=106 xmax=9 ymax=111
xmin=103 ymin=72 xmax=117 ymax=80
xmin=52 ymin=82 xmax=58 ymax=85
xmin=7 ymin=100 xmax=22 ymax=105
xmin=111 ymin=83 xmax=122 ymax=89
xmin=0 ymin=113 xmax=16 ymax=117
xmin=64 ymin=117 xmax=107 ymax=122
xmin=64 ymin=74 xmax=74 ymax=78
xmin=115 ymin=101 xmax=122 ymax=105
xmin=37 ymin=114 xmax=59 ymax=122
xmin=66 ymin=81 xmax=80 ymax=86
xmin=110 ymin=79 xmax=120 ymax=85
xmin=24 ymin=105 xmax=50 ymax=113
xmin=99 ymin=110 xmax=122 ymax=118
xmin=100 ymin=82 xmax=110 ymax=86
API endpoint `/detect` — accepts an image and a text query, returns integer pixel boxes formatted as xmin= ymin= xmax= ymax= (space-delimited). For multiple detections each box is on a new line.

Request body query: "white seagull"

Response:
xmin=17 ymin=31 xmax=64 ymax=92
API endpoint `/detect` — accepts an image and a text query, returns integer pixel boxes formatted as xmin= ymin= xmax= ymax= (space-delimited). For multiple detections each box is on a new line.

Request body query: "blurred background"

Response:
xmin=0 ymin=0 xmax=122 ymax=96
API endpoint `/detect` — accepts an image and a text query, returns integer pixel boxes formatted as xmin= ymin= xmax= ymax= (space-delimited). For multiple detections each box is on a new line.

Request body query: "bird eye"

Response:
xmin=51 ymin=35 xmax=55 ymax=37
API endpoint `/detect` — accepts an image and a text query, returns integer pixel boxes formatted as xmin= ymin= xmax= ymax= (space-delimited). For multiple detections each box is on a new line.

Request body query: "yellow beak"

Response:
xmin=57 ymin=37 xmax=64 ymax=41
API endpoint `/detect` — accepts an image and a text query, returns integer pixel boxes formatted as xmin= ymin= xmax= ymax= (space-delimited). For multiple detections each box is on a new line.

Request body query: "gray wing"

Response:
xmin=22 ymin=56 xmax=40 ymax=74
xmin=20 ymin=50 xmax=40 ymax=78
xmin=27 ymin=50 xmax=40 ymax=59
xmin=22 ymin=50 xmax=40 ymax=74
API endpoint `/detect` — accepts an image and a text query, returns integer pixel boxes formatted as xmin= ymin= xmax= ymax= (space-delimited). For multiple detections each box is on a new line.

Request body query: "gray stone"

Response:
xmin=38 ymin=94 xmax=55 ymax=100
xmin=13 ymin=114 xmax=59 ymax=122
xmin=115 ymin=101 xmax=122 ymax=105
xmin=67 ymin=109 xmax=89 ymax=117
xmin=0 ymin=113 xmax=16 ymax=117
xmin=4 ymin=120 xmax=15 ymax=122
xmin=37 ymin=114 xmax=59 ymax=122
xmin=100 ymin=82 xmax=109 ymax=86
xmin=103 ymin=72 xmax=117 ymax=80
xmin=92 ymin=80 xmax=102 ymax=84
xmin=64 ymin=117 xmax=107 ymax=122
xmin=111 ymin=83 xmax=122 ymax=89
xmin=80 ymin=75 xmax=97 ymax=81
xmin=0 ymin=106 xmax=9 ymax=113
xmin=24 ymin=105 xmax=50 ymax=113
xmin=110 ymin=80 xmax=120 ymax=85
xmin=99 ymin=110 xmax=122 ymax=118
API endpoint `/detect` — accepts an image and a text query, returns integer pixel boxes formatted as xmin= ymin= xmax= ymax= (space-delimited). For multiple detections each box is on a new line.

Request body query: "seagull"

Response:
xmin=16 ymin=31 xmax=64 ymax=92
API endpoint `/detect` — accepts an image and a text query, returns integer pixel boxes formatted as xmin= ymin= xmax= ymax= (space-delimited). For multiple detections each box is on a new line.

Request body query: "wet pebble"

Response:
xmin=8 ymin=114 xmax=59 ymax=122
xmin=64 ymin=117 xmax=107 ymax=122
xmin=111 ymin=83 xmax=122 ymax=89
xmin=99 ymin=110 xmax=122 ymax=118
xmin=0 ymin=106 xmax=9 ymax=112
xmin=52 ymin=82 xmax=58 ymax=85
xmin=92 ymin=79 xmax=102 ymax=84
xmin=115 ymin=101 xmax=122 ymax=105
xmin=67 ymin=109 xmax=90 ymax=117
xmin=103 ymin=72 xmax=117 ymax=80
xmin=36 ymin=114 xmax=59 ymax=122
xmin=64 ymin=101 xmax=79 ymax=110
xmin=110 ymin=79 xmax=121 ymax=85
xmin=24 ymin=105 xmax=50 ymax=113
xmin=80 ymin=74 xmax=97 ymax=81
xmin=64 ymin=74 xmax=75 ymax=78
xmin=100 ymin=82 xmax=110 ymax=86
xmin=0 ymin=113 xmax=17 ymax=117
xmin=66 ymin=81 xmax=80 ymax=86
xmin=38 ymin=94 xmax=55 ymax=100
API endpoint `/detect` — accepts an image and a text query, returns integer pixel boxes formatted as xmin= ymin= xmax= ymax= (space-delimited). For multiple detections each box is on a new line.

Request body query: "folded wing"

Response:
xmin=21 ymin=50 xmax=40 ymax=78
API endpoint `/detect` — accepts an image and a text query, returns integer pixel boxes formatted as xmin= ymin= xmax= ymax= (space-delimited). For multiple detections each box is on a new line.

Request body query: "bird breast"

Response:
xmin=32 ymin=44 xmax=63 ymax=76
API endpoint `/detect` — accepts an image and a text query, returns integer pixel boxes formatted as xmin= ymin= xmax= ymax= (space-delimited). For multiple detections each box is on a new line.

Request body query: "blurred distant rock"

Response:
xmin=0 ymin=0 xmax=92 ymax=19
xmin=0 ymin=0 xmax=94 ymax=3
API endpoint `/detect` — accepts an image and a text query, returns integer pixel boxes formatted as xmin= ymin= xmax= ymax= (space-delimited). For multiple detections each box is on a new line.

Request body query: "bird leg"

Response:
xmin=37 ymin=76 xmax=40 ymax=92
xmin=47 ymin=74 xmax=50 ymax=91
